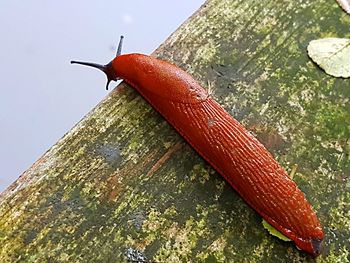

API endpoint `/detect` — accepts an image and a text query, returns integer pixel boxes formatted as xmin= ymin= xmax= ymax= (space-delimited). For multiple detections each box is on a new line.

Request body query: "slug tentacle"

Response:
xmin=71 ymin=36 xmax=124 ymax=90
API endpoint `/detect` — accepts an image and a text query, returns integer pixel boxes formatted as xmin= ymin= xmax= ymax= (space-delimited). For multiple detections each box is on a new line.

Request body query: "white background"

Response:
xmin=0 ymin=1 xmax=204 ymax=192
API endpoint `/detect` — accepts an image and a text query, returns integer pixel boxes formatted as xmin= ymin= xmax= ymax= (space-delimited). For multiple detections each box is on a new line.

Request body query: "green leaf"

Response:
xmin=307 ymin=38 xmax=350 ymax=78
xmin=262 ymin=219 xmax=291 ymax=242
xmin=336 ymin=0 xmax=350 ymax=15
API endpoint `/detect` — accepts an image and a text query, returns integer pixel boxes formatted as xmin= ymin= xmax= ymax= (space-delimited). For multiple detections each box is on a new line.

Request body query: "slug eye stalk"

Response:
xmin=71 ymin=35 xmax=124 ymax=90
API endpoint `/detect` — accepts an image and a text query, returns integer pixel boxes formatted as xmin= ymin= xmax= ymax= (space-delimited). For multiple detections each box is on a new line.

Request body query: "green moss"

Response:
xmin=318 ymin=245 xmax=350 ymax=263
xmin=190 ymin=164 xmax=211 ymax=184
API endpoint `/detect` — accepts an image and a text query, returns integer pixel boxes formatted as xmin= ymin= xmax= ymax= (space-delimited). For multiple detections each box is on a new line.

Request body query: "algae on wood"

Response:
xmin=1 ymin=0 xmax=350 ymax=262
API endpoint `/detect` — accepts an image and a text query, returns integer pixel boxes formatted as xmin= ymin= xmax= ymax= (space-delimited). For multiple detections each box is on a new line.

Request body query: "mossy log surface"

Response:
xmin=1 ymin=0 xmax=350 ymax=262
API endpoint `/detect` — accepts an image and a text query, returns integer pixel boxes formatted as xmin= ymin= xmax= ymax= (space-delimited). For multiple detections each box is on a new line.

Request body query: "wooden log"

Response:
xmin=1 ymin=0 xmax=349 ymax=262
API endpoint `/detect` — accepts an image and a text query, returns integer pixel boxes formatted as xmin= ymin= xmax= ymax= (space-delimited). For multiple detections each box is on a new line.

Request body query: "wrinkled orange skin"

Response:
xmin=112 ymin=54 xmax=324 ymax=256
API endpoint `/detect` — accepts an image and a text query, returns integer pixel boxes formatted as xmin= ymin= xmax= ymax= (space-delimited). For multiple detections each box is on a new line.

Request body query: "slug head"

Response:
xmin=71 ymin=35 xmax=124 ymax=90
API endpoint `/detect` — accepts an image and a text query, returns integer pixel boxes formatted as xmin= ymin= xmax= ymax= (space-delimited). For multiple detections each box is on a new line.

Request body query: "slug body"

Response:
xmin=72 ymin=42 xmax=324 ymax=256
xmin=113 ymin=54 xmax=324 ymax=255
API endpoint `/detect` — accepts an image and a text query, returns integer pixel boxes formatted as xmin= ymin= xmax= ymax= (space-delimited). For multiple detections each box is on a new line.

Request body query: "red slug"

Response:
xmin=71 ymin=36 xmax=324 ymax=256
